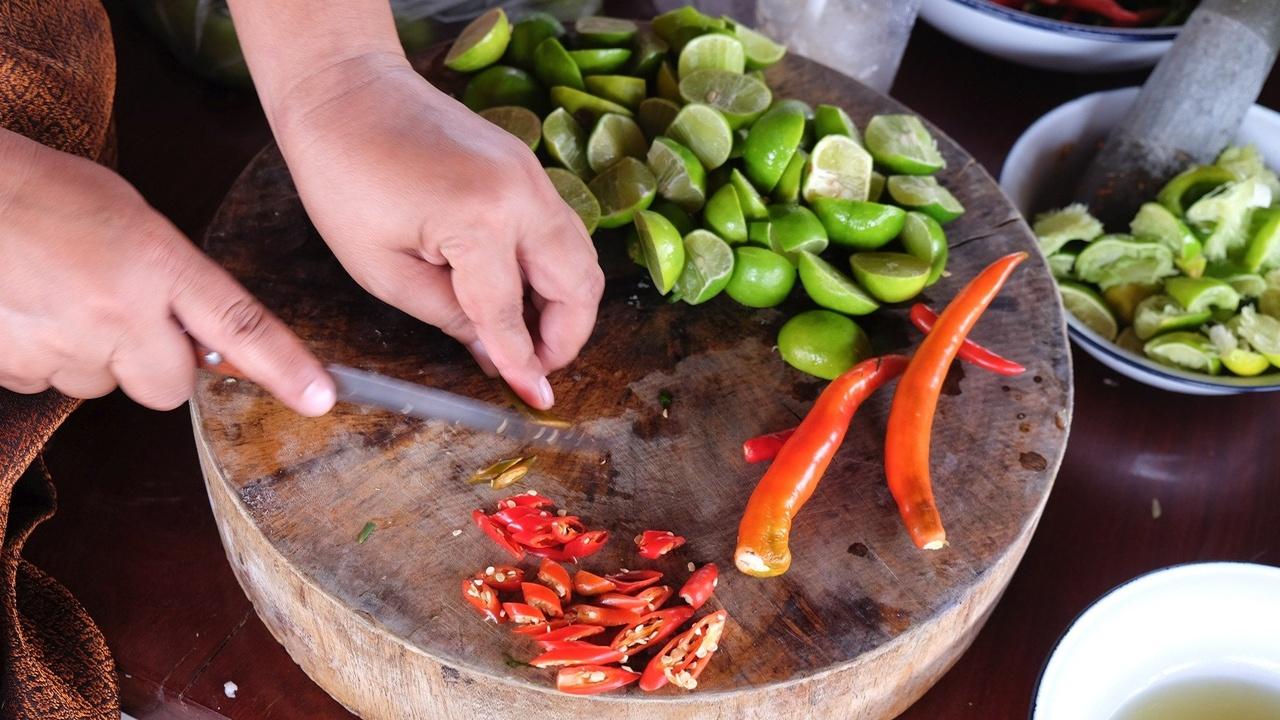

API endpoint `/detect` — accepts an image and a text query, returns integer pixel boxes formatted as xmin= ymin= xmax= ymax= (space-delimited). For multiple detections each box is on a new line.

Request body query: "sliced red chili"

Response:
xmin=471 ymin=509 xmax=525 ymax=560
xmin=635 ymin=529 xmax=686 ymax=559
xmin=555 ymin=664 xmax=640 ymax=695
xmin=560 ymin=530 xmax=609 ymax=560
xmin=530 ymin=640 xmax=625 ymax=668
xmin=678 ymin=563 xmax=718 ymax=611
xmin=742 ymin=428 xmax=795 ymax=464
xmin=509 ymin=526 xmax=563 ymax=549
xmin=596 ymin=592 xmax=651 ymax=612
xmin=461 ymin=577 xmax=502 ymax=623
xmin=502 ymin=602 xmax=546 ymax=626
xmin=512 ymin=621 xmax=551 ymax=636
xmin=635 ymin=585 xmax=672 ymax=612
xmin=606 ymin=569 xmax=662 ymax=594
xmin=496 ymin=493 xmax=555 ymax=510
xmin=568 ymin=604 xmax=643 ymax=626
xmin=521 ymin=582 xmax=564 ymax=618
xmin=573 ymin=570 xmax=617 ymax=596
xmin=547 ymin=516 xmax=585 ymax=543
xmin=526 ymin=545 xmax=576 ymax=563
xmin=474 ymin=565 xmax=524 ymax=593
xmin=533 ymin=624 xmax=606 ymax=648
xmin=493 ymin=505 xmax=553 ymax=531
xmin=639 ymin=610 xmax=728 ymax=692
xmin=537 ymin=557 xmax=573 ymax=602
xmin=909 ymin=303 xmax=1026 ymax=377
xmin=610 ymin=606 xmax=694 ymax=654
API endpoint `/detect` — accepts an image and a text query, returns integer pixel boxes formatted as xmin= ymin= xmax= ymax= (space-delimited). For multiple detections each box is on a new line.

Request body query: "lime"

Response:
xmin=549 ymin=85 xmax=632 ymax=120
xmin=533 ymin=37 xmax=584 ymax=91
xmin=504 ymin=12 xmax=564 ymax=72
xmin=900 ymin=210 xmax=948 ymax=286
xmin=1144 ymin=331 xmax=1221 ymax=374
xmin=656 ymin=62 xmax=681 ymax=103
xmin=652 ymin=6 xmax=725 ymax=50
xmin=813 ymin=104 xmax=860 ymax=144
xmin=725 ymin=246 xmax=795 ymax=307
xmin=743 ymin=103 xmax=805 ymax=192
xmin=544 ymin=167 xmax=600 ymax=234
xmin=678 ymin=69 xmax=771 ymax=130
xmin=637 ymin=98 xmax=680 ymax=140
xmin=725 ymin=18 xmax=786 ymax=70
xmin=568 ymin=48 xmax=632 ymax=74
xmin=674 ymin=229 xmax=735 ymax=304
xmin=767 ymin=204 xmax=828 ymax=262
xmin=1073 ymin=235 xmax=1175 ymax=290
xmin=777 ymin=310 xmax=872 ymax=380
xmin=1164 ymin=276 xmax=1240 ymax=314
xmin=582 ymin=75 xmax=645 ymax=110
xmin=479 ymin=106 xmax=541 ymax=151
xmin=650 ymin=198 xmax=697 ymax=236
xmin=576 ymin=16 xmax=637 ymax=47
xmin=772 ymin=148 xmax=807 ymax=203
xmin=1129 ymin=202 xmax=1202 ymax=274
xmin=868 ymin=170 xmax=886 ymax=202
xmin=1156 ymin=164 xmax=1236 ymax=217
xmin=747 ymin=221 xmax=770 ymax=247
xmin=588 ymin=156 xmax=656 ymax=229
xmin=810 ymin=198 xmax=905 ymax=249
xmin=1116 ymin=327 xmax=1145 ymax=354
xmin=886 ymin=175 xmax=964 ymax=224
xmin=666 ymin=103 xmax=733 ymax=170
xmin=1102 ymin=283 xmax=1159 ymax=324
xmin=587 ymin=113 xmax=646 ymax=174
xmin=864 ymin=114 xmax=945 ymax=175
xmin=1133 ymin=294 xmax=1211 ymax=340
xmin=1034 ymin=203 xmax=1103 ymax=256
xmin=1218 ymin=145 xmax=1280 ymax=197
xmin=704 ymin=183 xmax=747 ymax=243
xmin=802 ymin=134 xmax=874 ymax=203
xmin=678 ymin=33 xmax=745 ymax=77
xmin=849 ymin=252 xmax=930 ymax=303
xmin=1186 ymin=178 xmax=1269 ymax=261
xmin=463 ymin=65 xmax=545 ymax=113
xmin=771 ymin=98 xmax=815 ymax=149
xmin=1262 ymin=287 xmax=1280 ymax=319
xmin=624 ymin=227 xmax=644 ymax=266
xmin=445 ymin=8 xmax=510 ymax=73
xmin=1208 ymin=325 xmax=1270 ymax=376
xmin=629 ymin=28 xmax=669 ymax=77
xmin=633 ymin=209 xmax=685 ymax=293
xmin=1048 ymin=250 xmax=1078 ymax=280
xmin=1228 ymin=306 xmax=1280 ymax=356
xmin=797 ymin=251 xmax=878 ymax=316
xmin=729 ymin=127 xmax=749 ymax=160
xmin=1213 ymin=269 xmax=1268 ymax=299
xmin=647 ymin=136 xmax=706 ymax=212
xmin=1242 ymin=207 xmax=1280 ymax=273
xmin=729 ymin=168 xmax=768 ymax=220
xmin=1057 ymin=280 xmax=1119 ymax=340
xmin=542 ymin=108 xmax=591 ymax=178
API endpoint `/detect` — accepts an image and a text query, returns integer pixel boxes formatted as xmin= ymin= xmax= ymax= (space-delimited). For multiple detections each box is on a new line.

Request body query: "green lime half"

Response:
xmin=650 ymin=198 xmax=697 ymax=236
xmin=588 ymin=156 xmax=656 ymax=229
xmin=730 ymin=168 xmax=768 ymax=220
xmin=1208 ymin=324 xmax=1271 ymax=376
xmin=704 ymin=183 xmax=747 ymax=243
xmin=545 ymin=167 xmax=600 ymax=234
xmin=576 ymin=16 xmax=637 ymax=47
xmin=1143 ymin=331 xmax=1221 ymax=375
xmin=1243 ymin=207 xmax=1280 ymax=273
xmin=1133 ymin=294 xmax=1211 ymax=340
xmin=1165 ymin=276 xmax=1241 ymax=314
xmin=813 ymin=104 xmax=861 ymax=144
xmin=677 ymin=33 xmax=745 ymax=77
xmin=810 ymin=198 xmax=905 ymax=249
xmin=462 ymin=65 xmax=545 ymax=112
xmin=1034 ymin=203 xmax=1103 ymax=256
xmin=1102 ymin=283 xmax=1159 ymax=324
xmin=583 ymin=75 xmax=646 ymax=110
xmin=725 ymin=18 xmax=786 ymax=70
xmin=666 ymin=103 xmax=733 ymax=170
xmin=549 ymin=85 xmax=632 ymax=119
xmin=743 ymin=103 xmax=805 ymax=192
xmin=568 ymin=48 xmax=632 ymax=74
xmin=504 ymin=12 xmax=564 ymax=71
xmin=674 ymin=229 xmax=735 ymax=304
xmin=1130 ymin=202 xmax=1202 ymax=273
xmin=772 ymin=148 xmax=807 ymax=203
xmin=1058 ymin=280 xmax=1119 ymax=341
xmin=802 ymin=134 xmax=874 ymax=203
xmin=864 ymin=114 xmax=945 ymax=175
xmin=868 ymin=171 xmax=886 ymax=202
xmin=1072 ymin=235 xmax=1176 ymax=290
xmin=1116 ymin=327 xmax=1145 ymax=354
xmin=656 ymin=62 xmax=681 ymax=103
xmin=445 ymin=8 xmax=511 ymax=73
xmin=633 ymin=209 xmax=685 ymax=293
xmin=587 ymin=113 xmax=646 ymax=174
xmin=747 ymin=220 xmax=770 ymax=247
xmin=900 ymin=210 xmax=948 ymax=286
xmin=533 ymin=37 xmax=584 ymax=91
xmin=1186 ymin=178 xmax=1268 ymax=261
xmin=542 ymin=107 xmax=591 ymax=178
xmin=1048 ymin=250 xmax=1078 ymax=280
xmin=637 ymin=98 xmax=680 ymax=140
xmin=652 ymin=6 xmax=725 ymax=50
xmin=777 ymin=310 xmax=872 ymax=380
xmin=767 ymin=203 xmax=828 ymax=262
xmin=849 ymin=252 xmax=930 ymax=303
xmin=678 ymin=69 xmax=771 ymax=130
xmin=725 ymin=246 xmax=795 ymax=307
xmin=647 ymin=136 xmax=707 ymax=212
xmin=479 ymin=106 xmax=541 ymax=151
xmin=797 ymin=251 xmax=878 ymax=316
xmin=1229 ymin=306 xmax=1280 ymax=356
xmin=1156 ymin=164 xmax=1236 ymax=217
xmin=628 ymin=28 xmax=669 ymax=77
xmin=886 ymin=175 xmax=964 ymax=224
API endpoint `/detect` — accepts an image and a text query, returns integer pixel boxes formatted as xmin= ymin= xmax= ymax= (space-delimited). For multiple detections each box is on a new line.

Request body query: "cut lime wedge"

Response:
xmin=704 ymin=183 xmax=747 ymax=243
xmin=743 ymin=103 xmax=805 ymax=192
xmin=568 ymin=48 xmax=632 ymax=75
xmin=1034 ymin=203 xmax=1103 ymax=256
xmin=647 ymin=136 xmax=706 ymax=213
xmin=1048 ymin=250 xmax=1078 ymax=280
xmin=678 ymin=69 xmax=771 ymax=130
xmin=633 ymin=209 xmax=685 ymax=294
xmin=772 ymin=148 xmax=807 ymax=203
xmin=550 ymin=85 xmax=632 ymax=119
xmin=533 ymin=37 xmax=584 ymax=91
xmin=1144 ymin=331 xmax=1221 ymax=374
xmin=1186 ymin=178 xmax=1271 ymax=261
xmin=637 ymin=98 xmax=679 ymax=140
xmin=849 ymin=252 xmax=930 ymax=303
xmin=583 ymin=75 xmax=646 ymax=110
xmin=587 ymin=113 xmax=646 ymax=174
xmin=588 ymin=156 xmax=656 ymax=229
xmin=864 ymin=114 xmax=945 ymax=175
xmin=1164 ymin=276 xmax=1241 ymax=314
xmin=1133 ymin=294 xmax=1211 ymax=340
xmin=629 ymin=28 xmax=669 ymax=77
xmin=504 ymin=12 xmax=564 ymax=72
xmin=809 ymin=198 xmax=905 ymax=250
xmin=813 ymin=104 xmax=861 ymax=144
xmin=575 ymin=16 xmax=637 ymax=47
xmin=1217 ymin=145 xmax=1280 ymax=197
xmin=886 ymin=175 xmax=964 ymax=224
xmin=665 ymin=103 xmax=733 ymax=170
xmin=1242 ymin=207 xmax=1280 ymax=273
xmin=1073 ymin=235 xmax=1176 ymax=290
xmin=652 ymin=6 xmax=725 ymax=50
xmin=1102 ymin=283 xmax=1159 ymax=325
xmin=656 ymin=61 xmax=681 ymax=103
xmin=1130 ymin=201 xmax=1203 ymax=276
xmin=900 ymin=210 xmax=948 ymax=286
xmin=1229 ymin=306 xmax=1280 ymax=355
xmin=767 ymin=203 xmax=827 ymax=262
xmin=724 ymin=17 xmax=786 ymax=70
xmin=1156 ymin=164 xmax=1236 ymax=217
xmin=545 ymin=167 xmax=600 ymax=234
xmin=729 ymin=168 xmax=768 ymax=220
xmin=1058 ymin=280 xmax=1118 ymax=341
xmin=797 ymin=251 xmax=878 ymax=316
xmin=463 ymin=65 xmax=545 ymax=113
xmin=677 ymin=33 xmax=745 ymax=77
xmin=445 ymin=8 xmax=510 ymax=73
xmin=802 ymin=134 xmax=873 ymax=203
xmin=479 ymin=106 xmax=541 ymax=151
xmin=650 ymin=198 xmax=697 ymax=236
xmin=542 ymin=107 xmax=591 ymax=178
xmin=777 ymin=310 xmax=871 ymax=380
xmin=868 ymin=170 xmax=885 ymax=202
xmin=674 ymin=229 xmax=735 ymax=304
xmin=725 ymin=245 xmax=795 ymax=308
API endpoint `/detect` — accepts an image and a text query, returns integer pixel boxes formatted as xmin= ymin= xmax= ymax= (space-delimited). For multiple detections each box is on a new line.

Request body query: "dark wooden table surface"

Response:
xmin=24 ymin=2 xmax=1279 ymax=719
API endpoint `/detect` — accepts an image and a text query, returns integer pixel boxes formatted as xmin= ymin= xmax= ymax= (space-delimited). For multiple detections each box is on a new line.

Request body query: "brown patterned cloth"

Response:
xmin=0 ymin=0 xmax=120 ymax=718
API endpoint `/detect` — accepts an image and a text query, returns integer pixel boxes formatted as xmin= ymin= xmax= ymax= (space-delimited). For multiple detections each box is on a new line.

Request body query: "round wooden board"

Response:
xmin=192 ymin=45 xmax=1072 ymax=720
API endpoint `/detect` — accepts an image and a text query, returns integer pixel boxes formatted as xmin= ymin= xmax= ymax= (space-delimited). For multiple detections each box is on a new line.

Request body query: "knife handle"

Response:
xmin=194 ymin=343 xmax=245 ymax=378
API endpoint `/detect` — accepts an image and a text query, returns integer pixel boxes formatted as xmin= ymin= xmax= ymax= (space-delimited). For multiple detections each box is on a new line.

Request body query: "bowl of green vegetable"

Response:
xmin=1001 ymin=87 xmax=1280 ymax=395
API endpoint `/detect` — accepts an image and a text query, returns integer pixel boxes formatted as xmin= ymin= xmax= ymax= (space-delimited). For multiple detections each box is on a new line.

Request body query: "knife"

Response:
xmin=196 ymin=347 xmax=599 ymax=452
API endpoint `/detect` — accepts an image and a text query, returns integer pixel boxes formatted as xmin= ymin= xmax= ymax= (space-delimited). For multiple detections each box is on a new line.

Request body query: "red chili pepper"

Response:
xmin=547 ymin=516 xmax=585 ymax=543
xmin=556 ymin=664 xmax=640 ymax=695
xmin=492 ymin=505 xmax=553 ymax=531
xmin=473 ymin=565 xmax=525 ymax=593
xmin=462 ymin=577 xmax=502 ymax=623
xmin=508 ymin=526 xmax=562 ymax=549
xmin=559 ymin=530 xmax=608 ymax=560
xmin=568 ymin=604 xmax=643 ymax=626
xmin=597 ymin=592 xmax=651 ymax=612
xmin=1059 ymin=0 xmax=1143 ymax=25
xmin=605 ymin=569 xmax=662 ymax=594
xmin=532 ymin=624 xmax=606 ymax=648
xmin=573 ymin=570 xmax=617 ymax=596
xmin=472 ymin=509 xmax=525 ymax=561
xmin=521 ymin=582 xmax=564 ymax=618
xmin=634 ymin=529 xmax=686 ymax=559
xmin=502 ymin=602 xmax=546 ymax=625
xmin=530 ymin=640 xmax=625 ymax=668
xmin=735 ymin=355 xmax=910 ymax=577
xmin=634 ymin=585 xmax=672 ymax=612
xmin=610 ymin=606 xmax=694 ymax=654
xmin=512 ymin=618 xmax=570 ymax=636
xmin=639 ymin=610 xmax=728 ymax=692
xmin=678 ymin=563 xmax=718 ymax=610
xmin=536 ymin=558 xmax=573 ymax=602
xmin=742 ymin=428 xmax=795 ymax=464
xmin=909 ymin=304 xmax=1025 ymax=376
xmin=886 ymin=252 xmax=1027 ymax=551
xmin=496 ymin=493 xmax=555 ymax=510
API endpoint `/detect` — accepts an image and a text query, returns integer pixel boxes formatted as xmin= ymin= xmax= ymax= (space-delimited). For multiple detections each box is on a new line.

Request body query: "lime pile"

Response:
xmin=446 ymin=6 xmax=965 ymax=380
xmin=1038 ymin=145 xmax=1280 ymax=377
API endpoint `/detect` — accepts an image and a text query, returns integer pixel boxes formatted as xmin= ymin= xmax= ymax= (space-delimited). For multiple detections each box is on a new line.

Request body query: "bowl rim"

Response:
xmin=946 ymin=0 xmax=1181 ymax=41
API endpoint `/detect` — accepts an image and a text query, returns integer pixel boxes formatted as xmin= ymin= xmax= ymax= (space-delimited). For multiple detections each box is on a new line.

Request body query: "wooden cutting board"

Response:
xmin=191 ymin=45 xmax=1072 ymax=720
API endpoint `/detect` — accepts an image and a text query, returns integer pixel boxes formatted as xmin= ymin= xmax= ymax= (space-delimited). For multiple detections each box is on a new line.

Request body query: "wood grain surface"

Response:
xmin=188 ymin=43 xmax=1071 ymax=719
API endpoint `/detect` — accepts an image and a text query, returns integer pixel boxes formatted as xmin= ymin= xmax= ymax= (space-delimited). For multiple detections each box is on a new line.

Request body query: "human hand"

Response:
xmin=0 ymin=128 xmax=335 ymax=415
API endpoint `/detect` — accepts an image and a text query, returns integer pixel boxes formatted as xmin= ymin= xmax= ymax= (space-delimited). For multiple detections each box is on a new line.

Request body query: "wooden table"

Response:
xmin=24 ymin=2 xmax=1280 ymax=718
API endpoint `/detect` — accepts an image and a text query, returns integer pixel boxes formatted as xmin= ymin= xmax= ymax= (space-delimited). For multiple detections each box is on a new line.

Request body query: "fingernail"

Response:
xmin=536 ymin=377 xmax=555 ymax=410
xmin=300 ymin=378 xmax=336 ymax=416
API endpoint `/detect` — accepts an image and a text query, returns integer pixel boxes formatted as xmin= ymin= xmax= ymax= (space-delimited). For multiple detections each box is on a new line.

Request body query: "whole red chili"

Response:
xmin=742 ymin=428 xmax=795 ymax=464
xmin=909 ymin=304 xmax=1025 ymax=376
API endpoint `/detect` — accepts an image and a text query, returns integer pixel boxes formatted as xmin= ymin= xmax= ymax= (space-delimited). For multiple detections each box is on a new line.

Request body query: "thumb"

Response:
xmin=170 ymin=249 xmax=335 ymax=416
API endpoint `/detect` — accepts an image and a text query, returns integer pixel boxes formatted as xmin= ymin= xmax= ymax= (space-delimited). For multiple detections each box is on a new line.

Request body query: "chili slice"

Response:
xmin=634 ymin=529 xmax=686 ymax=559
xmin=461 ymin=577 xmax=502 ymax=623
xmin=735 ymin=355 xmax=910 ymax=577
xmin=521 ymin=582 xmax=564 ymax=618
xmin=742 ymin=428 xmax=795 ymax=464
xmin=496 ymin=493 xmax=555 ymax=510
xmin=559 ymin=530 xmax=609 ymax=560
xmin=556 ymin=665 xmax=640 ymax=695
xmin=502 ymin=602 xmax=546 ymax=625
xmin=568 ymin=604 xmax=643 ymax=626
xmin=474 ymin=565 xmax=524 ymax=593
xmin=678 ymin=563 xmax=718 ymax=610
xmin=508 ymin=526 xmax=562 ymax=549
xmin=573 ymin=570 xmax=616 ymax=596
xmin=610 ymin=606 xmax=694 ymax=654
xmin=533 ymin=624 xmax=606 ymax=648
xmin=537 ymin=557 xmax=573 ymax=602
xmin=472 ymin=509 xmax=525 ymax=560
xmin=492 ymin=505 xmax=552 ymax=531
xmin=639 ymin=610 xmax=728 ymax=692
xmin=597 ymin=592 xmax=651 ymax=612
xmin=605 ymin=569 xmax=662 ymax=594
xmin=634 ymin=585 xmax=672 ymax=612
xmin=909 ymin=304 xmax=1025 ymax=376
xmin=512 ymin=619 xmax=571 ymax=636
xmin=886 ymin=252 xmax=1027 ymax=550
xmin=530 ymin=641 xmax=625 ymax=668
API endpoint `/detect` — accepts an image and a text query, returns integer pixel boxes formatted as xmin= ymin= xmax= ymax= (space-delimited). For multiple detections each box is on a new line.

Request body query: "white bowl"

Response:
xmin=919 ymin=0 xmax=1178 ymax=73
xmin=1033 ymin=562 xmax=1280 ymax=719
xmin=1000 ymin=86 xmax=1280 ymax=395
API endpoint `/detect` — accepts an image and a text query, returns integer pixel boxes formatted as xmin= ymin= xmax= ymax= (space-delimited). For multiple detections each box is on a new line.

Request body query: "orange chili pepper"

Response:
xmin=885 ymin=251 xmax=1027 ymax=550
xmin=735 ymin=354 xmax=910 ymax=578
